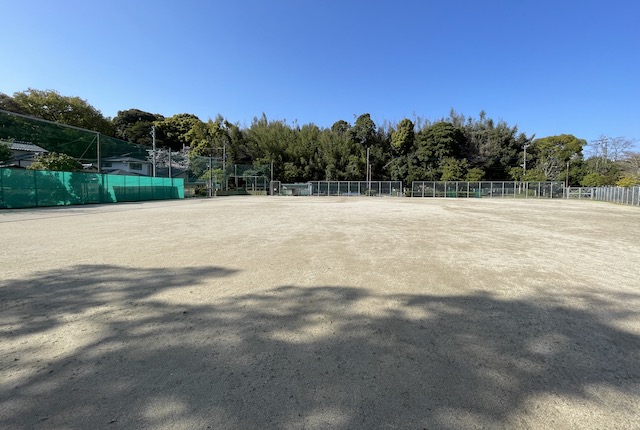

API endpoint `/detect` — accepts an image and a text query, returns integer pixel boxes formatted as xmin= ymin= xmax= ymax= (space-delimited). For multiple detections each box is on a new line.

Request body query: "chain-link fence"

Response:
xmin=308 ymin=181 xmax=403 ymax=197
xmin=268 ymin=181 xmax=403 ymax=197
xmin=185 ymin=153 xmax=269 ymax=196
xmin=411 ymin=181 xmax=564 ymax=198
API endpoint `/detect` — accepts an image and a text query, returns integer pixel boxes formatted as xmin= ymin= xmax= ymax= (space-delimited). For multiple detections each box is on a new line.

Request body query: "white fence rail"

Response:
xmin=565 ymin=186 xmax=640 ymax=206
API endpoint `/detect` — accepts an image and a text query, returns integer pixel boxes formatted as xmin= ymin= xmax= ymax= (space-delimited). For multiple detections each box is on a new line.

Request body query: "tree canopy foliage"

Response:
xmin=4 ymin=89 xmax=115 ymax=135
xmin=0 ymin=142 xmax=11 ymax=162
xmin=27 ymin=152 xmax=83 ymax=172
xmin=113 ymin=109 xmax=163 ymax=145
xmin=1 ymin=88 xmax=637 ymax=185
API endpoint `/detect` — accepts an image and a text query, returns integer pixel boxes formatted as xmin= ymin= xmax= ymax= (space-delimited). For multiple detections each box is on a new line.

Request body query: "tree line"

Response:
xmin=1 ymin=89 xmax=638 ymax=186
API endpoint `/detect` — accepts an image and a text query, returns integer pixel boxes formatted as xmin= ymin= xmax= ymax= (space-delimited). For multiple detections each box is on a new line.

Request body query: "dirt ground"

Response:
xmin=1 ymin=196 xmax=639 ymax=429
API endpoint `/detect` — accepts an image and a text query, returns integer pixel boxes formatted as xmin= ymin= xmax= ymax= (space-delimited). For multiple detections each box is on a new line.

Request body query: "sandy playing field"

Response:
xmin=1 ymin=196 xmax=639 ymax=429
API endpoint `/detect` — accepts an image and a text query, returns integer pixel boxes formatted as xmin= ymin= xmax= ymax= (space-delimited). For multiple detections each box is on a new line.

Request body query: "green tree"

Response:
xmin=154 ymin=113 xmax=203 ymax=151
xmin=528 ymin=134 xmax=585 ymax=181
xmin=419 ymin=122 xmax=466 ymax=160
xmin=286 ymin=123 xmax=322 ymax=181
xmin=225 ymin=121 xmax=252 ymax=165
xmin=465 ymin=167 xmax=485 ymax=181
xmin=331 ymin=120 xmax=350 ymax=135
xmin=112 ymin=109 xmax=164 ymax=145
xmin=0 ymin=141 xmax=11 ymax=162
xmin=391 ymin=118 xmax=414 ymax=156
xmin=0 ymin=93 xmax=27 ymax=114
xmin=188 ymin=116 xmax=229 ymax=157
xmin=581 ymin=157 xmax=620 ymax=186
xmin=11 ymin=89 xmax=115 ymax=135
xmin=27 ymin=152 xmax=83 ymax=171
xmin=319 ymin=118 xmax=372 ymax=180
xmin=404 ymin=121 xmax=466 ymax=182
xmin=616 ymin=175 xmax=639 ymax=187
xmin=320 ymin=124 xmax=348 ymax=180
xmin=463 ymin=111 xmax=531 ymax=179
xmin=349 ymin=113 xmax=377 ymax=148
xmin=439 ymin=157 xmax=468 ymax=181
xmin=245 ymin=114 xmax=296 ymax=180
xmin=580 ymin=173 xmax=608 ymax=187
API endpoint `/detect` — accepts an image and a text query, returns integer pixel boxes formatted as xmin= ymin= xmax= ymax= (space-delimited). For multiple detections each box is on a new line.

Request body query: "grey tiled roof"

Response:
xmin=102 ymin=169 xmax=146 ymax=176
xmin=3 ymin=141 xmax=49 ymax=153
xmin=101 ymin=156 xmax=149 ymax=163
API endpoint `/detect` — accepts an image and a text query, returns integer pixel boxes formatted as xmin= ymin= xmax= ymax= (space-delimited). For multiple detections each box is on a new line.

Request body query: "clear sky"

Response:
xmin=2 ymin=0 xmax=639 ymax=146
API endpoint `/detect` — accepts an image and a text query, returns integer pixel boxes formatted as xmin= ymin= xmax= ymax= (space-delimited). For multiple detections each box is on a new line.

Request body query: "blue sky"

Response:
xmin=2 ymin=0 xmax=639 ymax=146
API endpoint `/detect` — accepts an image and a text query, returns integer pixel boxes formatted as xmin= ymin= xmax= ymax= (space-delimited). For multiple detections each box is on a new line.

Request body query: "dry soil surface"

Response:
xmin=1 ymin=197 xmax=639 ymax=429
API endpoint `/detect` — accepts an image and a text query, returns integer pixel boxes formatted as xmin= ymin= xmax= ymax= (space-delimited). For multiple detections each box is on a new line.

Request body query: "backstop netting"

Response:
xmin=0 ymin=109 xmax=149 ymax=162
xmin=1 ymin=110 xmax=269 ymax=198
xmin=186 ymin=154 xmax=270 ymax=196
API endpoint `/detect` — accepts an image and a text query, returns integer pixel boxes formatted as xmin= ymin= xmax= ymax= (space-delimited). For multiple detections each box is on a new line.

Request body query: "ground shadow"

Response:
xmin=1 ymin=266 xmax=639 ymax=429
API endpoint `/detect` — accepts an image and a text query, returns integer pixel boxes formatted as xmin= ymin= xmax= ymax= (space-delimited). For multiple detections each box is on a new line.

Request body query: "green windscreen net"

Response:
xmin=1 ymin=110 xmax=270 ymax=196
xmin=0 ymin=110 xmax=148 ymax=161
xmin=0 ymin=168 xmax=184 ymax=209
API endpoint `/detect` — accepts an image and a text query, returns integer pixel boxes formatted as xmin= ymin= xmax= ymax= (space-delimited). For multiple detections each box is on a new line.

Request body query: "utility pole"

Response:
xmin=151 ymin=125 xmax=157 ymax=177
xmin=270 ymin=160 xmax=274 ymax=196
xmin=223 ymin=141 xmax=227 ymax=191
xmin=366 ymin=147 xmax=370 ymax=194
xmin=96 ymin=133 xmax=101 ymax=173
xmin=523 ymin=143 xmax=529 ymax=178
xmin=209 ymin=155 xmax=213 ymax=197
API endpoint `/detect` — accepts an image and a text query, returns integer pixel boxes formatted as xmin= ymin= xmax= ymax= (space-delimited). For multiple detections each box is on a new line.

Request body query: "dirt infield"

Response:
xmin=1 ymin=197 xmax=639 ymax=429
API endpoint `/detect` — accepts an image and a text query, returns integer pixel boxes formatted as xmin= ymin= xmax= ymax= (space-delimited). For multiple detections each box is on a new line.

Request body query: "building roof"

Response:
xmin=3 ymin=141 xmax=49 ymax=153
xmin=102 ymin=169 xmax=146 ymax=176
xmin=102 ymin=156 xmax=149 ymax=163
